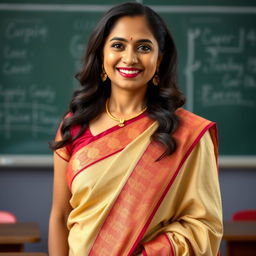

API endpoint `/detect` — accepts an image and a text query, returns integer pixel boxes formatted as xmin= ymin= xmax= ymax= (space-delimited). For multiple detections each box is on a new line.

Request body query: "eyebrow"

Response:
xmin=110 ymin=37 xmax=153 ymax=44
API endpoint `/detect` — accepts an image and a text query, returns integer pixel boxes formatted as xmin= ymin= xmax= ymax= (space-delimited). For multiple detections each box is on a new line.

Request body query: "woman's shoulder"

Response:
xmin=175 ymin=108 xmax=215 ymax=130
xmin=175 ymin=108 xmax=211 ymax=124
xmin=175 ymin=108 xmax=217 ymax=141
xmin=175 ymin=108 xmax=217 ymax=153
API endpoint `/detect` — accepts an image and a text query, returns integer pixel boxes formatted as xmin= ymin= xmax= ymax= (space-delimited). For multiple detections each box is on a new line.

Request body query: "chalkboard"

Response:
xmin=0 ymin=2 xmax=256 ymax=166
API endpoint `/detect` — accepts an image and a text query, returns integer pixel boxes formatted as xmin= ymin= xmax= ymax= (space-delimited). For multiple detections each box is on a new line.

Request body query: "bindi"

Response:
xmin=130 ymin=37 xmax=133 ymax=41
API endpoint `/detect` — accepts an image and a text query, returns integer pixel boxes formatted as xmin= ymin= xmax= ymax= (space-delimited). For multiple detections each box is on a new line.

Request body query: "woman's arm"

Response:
xmin=48 ymin=153 xmax=72 ymax=256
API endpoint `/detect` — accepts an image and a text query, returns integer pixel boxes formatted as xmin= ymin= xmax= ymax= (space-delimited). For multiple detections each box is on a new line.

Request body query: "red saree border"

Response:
xmin=55 ymin=150 xmax=70 ymax=162
xmin=142 ymin=233 xmax=175 ymax=256
xmin=66 ymin=116 xmax=154 ymax=188
xmin=88 ymin=108 xmax=218 ymax=256
xmin=55 ymin=112 xmax=147 ymax=162
xmin=54 ymin=112 xmax=72 ymax=161
xmin=69 ymin=148 xmax=123 ymax=187
xmin=129 ymin=122 xmax=216 ymax=255
xmin=209 ymin=125 xmax=219 ymax=169
xmin=88 ymin=112 xmax=147 ymax=139
xmin=164 ymin=233 xmax=175 ymax=256
xmin=71 ymin=113 xmax=148 ymax=156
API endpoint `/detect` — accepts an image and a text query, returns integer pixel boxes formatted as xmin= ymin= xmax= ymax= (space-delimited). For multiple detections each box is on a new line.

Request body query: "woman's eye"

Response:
xmin=138 ymin=45 xmax=151 ymax=52
xmin=111 ymin=43 xmax=124 ymax=50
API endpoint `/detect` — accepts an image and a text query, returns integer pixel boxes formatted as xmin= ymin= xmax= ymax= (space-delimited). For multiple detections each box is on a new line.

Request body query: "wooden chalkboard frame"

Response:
xmin=0 ymin=3 xmax=256 ymax=167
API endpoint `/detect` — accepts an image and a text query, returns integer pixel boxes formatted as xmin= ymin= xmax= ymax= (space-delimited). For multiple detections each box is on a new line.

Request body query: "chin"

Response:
xmin=112 ymin=80 xmax=147 ymax=90
xmin=118 ymin=84 xmax=146 ymax=91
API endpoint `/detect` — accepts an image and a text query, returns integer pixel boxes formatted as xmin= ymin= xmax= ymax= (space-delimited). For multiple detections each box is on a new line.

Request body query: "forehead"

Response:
xmin=107 ymin=16 xmax=156 ymax=41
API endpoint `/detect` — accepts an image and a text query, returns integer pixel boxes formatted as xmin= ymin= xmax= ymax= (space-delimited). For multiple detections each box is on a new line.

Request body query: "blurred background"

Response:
xmin=0 ymin=0 xmax=255 ymax=255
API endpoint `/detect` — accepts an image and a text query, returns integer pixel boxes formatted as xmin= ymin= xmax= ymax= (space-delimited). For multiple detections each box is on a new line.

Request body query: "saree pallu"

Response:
xmin=55 ymin=108 xmax=223 ymax=256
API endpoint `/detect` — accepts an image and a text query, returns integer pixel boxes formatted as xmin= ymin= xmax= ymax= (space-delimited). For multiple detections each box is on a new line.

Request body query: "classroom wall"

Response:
xmin=1 ymin=167 xmax=256 ymax=254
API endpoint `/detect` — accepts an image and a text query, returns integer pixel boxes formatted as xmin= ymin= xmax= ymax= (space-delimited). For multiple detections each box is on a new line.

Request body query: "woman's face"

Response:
xmin=103 ymin=15 xmax=161 ymax=93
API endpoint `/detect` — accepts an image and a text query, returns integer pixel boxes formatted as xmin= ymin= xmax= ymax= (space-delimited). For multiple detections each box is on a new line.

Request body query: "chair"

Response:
xmin=0 ymin=210 xmax=17 ymax=223
xmin=232 ymin=209 xmax=256 ymax=221
xmin=225 ymin=209 xmax=256 ymax=256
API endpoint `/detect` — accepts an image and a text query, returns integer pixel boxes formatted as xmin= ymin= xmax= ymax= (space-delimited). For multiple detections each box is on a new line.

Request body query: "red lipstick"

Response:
xmin=117 ymin=67 xmax=142 ymax=78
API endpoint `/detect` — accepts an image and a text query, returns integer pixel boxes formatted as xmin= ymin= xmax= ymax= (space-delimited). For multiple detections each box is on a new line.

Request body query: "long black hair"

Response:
xmin=49 ymin=2 xmax=185 ymax=160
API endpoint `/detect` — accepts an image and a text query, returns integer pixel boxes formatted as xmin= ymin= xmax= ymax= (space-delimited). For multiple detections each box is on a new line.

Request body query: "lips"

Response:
xmin=117 ymin=67 xmax=142 ymax=78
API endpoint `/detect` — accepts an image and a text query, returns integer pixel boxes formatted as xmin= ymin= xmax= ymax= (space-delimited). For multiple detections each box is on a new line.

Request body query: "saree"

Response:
xmin=55 ymin=108 xmax=223 ymax=256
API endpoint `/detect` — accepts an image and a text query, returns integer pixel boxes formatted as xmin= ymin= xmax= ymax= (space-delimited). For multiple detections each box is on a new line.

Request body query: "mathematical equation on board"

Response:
xmin=185 ymin=26 xmax=256 ymax=111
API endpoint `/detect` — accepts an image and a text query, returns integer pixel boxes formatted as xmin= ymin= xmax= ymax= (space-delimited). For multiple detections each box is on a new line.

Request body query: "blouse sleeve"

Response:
xmin=54 ymin=117 xmax=71 ymax=162
xmin=141 ymin=130 xmax=223 ymax=256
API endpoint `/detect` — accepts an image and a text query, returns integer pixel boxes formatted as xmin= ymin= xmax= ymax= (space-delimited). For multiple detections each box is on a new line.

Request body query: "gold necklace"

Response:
xmin=105 ymin=99 xmax=147 ymax=127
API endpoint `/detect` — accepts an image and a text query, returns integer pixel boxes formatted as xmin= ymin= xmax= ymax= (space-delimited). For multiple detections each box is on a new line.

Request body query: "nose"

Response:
xmin=122 ymin=47 xmax=138 ymax=65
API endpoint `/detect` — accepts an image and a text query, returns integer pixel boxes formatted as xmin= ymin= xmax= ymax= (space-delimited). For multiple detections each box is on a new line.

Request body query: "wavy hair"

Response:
xmin=49 ymin=2 xmax=185 ymax=160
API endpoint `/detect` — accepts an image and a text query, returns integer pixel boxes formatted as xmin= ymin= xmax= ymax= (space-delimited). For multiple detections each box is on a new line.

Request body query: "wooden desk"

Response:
xmin=0 ymin=222 xmax=40 ymax=252
xmin=223 ymin=221 xmax=256 ymax=256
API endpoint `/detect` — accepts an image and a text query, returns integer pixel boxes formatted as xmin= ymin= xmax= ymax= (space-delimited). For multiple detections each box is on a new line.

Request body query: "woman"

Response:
xmin=48 ymin=2 xmax=223 ymax=256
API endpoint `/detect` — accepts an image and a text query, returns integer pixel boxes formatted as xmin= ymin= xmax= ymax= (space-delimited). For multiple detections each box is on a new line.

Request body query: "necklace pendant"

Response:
xmin=105 ymin=99 xmax=147 ymax=128
xmin=118 ymin=118 xmax=125 ymax=127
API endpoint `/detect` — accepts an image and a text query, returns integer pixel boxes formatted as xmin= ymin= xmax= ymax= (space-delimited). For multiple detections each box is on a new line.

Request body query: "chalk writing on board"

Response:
xmin=5 ymin=19 xmax=48 ymax=43
xmin=186 ymin=26 xmax=256 ymax=111
xmin=73 ymin=19 xmax=97 ymax=31
xmin=0 ymin=18 xmax=58 ymax=139
xmin=3 ymin=46 xmax=27 ymax=59
xmin=0 ymin=85 xmax=58 ymax=138
xmin=69 ymin=18 xmax=97 ymax=87
xmin=3 ymin=62 xmax=33 ymax=75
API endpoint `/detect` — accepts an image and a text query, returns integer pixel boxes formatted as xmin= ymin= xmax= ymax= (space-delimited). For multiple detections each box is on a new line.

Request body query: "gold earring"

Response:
xmin=101 ymin=71 xmax=107 ymax=82
xmin=152 ymin=74 xmax=159 ymax=86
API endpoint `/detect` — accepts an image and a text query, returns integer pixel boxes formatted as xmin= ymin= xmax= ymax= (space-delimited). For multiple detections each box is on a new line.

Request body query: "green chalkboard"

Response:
xmin=160 ymin=9 xmax=256 ymax=157
xmin=0 ymin=1 xmax=256 ymax=165
xmin=0 ymin=9 xmax=103 ymax=155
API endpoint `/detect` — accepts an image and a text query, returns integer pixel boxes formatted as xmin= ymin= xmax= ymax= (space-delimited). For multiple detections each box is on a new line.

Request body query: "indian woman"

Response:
xmin=48 ymin=2 xmax=223 ymax=255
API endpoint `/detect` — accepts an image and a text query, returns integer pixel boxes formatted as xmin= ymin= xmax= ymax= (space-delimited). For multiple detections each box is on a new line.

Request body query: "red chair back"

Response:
xmin=232 ymin=209 xmax=256 ymax=221
xmin=0 ymin=210 xmax=17 ymax=223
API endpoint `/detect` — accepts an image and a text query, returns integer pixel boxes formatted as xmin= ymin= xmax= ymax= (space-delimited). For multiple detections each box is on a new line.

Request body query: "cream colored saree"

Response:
xmin=55 ymin=108 xmax=222 ymax=256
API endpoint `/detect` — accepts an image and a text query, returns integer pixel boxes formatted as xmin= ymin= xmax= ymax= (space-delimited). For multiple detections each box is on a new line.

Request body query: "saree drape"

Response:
xmin=55 ymin=108 xmax=223 ymax=256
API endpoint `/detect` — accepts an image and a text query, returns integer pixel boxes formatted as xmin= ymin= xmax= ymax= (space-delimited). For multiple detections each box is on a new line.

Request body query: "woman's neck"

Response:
xmin=108 ymin=89 xmax=146 ymax=117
